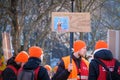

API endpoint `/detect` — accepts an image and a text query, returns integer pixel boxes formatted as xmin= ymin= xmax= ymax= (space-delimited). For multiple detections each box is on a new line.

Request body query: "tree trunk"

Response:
xmin=10 ymin=0 xmax=20 ymax=55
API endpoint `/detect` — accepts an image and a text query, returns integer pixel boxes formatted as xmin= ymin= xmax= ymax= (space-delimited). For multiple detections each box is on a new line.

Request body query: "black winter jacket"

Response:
xmin=88 ymin=49 xmax=113 ymax=80
xmin=23 ymin=57 xmax=50 ymax=80
xmin=2 ymin=56 xmax=20 ymax=80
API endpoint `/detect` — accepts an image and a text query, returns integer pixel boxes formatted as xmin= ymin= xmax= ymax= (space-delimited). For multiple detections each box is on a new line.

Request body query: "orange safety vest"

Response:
xmin=97 ymin=59 xmax=116 ymax=80
xmin=62 ymin=56 xmax=89 ymax=80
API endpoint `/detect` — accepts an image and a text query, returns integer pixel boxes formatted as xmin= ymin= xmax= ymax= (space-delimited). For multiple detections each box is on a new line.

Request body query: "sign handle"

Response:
xmin=70 ymin=0 xmax=74 ymax=63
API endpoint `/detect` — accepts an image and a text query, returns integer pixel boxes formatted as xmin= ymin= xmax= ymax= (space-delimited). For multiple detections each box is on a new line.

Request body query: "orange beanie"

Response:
xmin=15 ymin=51 xmax=29 ymax=63
xmin=73 ymin=40 xmax=86 ymax=52
xmin=95 ymin=40 xmax=108 ymax=50
xmin=44 ymin=65 xmax=52 ymax=71
xmin=53 ymin=66 xmax=58 ymax=73
xmin=29 ymin=46 xmax=43 ymax=58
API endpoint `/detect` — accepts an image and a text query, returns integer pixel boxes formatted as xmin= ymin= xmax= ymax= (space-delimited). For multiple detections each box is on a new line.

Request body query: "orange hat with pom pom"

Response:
xmin=44 ymin=65 xmax=52 ymax=71
xmin=15 ymin=51 xmax=29 ymax=63
xmin=73 ymin=40 xmax=86 ymax=52
xmin=95 ymin=40 xmax=108 ymax=50
xmin=29 ymin=46 xmax=43 ymax=58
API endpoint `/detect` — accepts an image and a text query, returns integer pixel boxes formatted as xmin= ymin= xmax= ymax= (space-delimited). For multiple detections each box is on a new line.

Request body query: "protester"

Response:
xmin=2 ymin=56 xmax=21 ymax=80
xmin=88 ymin=40 xmax=120 ymax=80
xmin=15 ymin=51 xmax=29 ymax=75
xmin=21 ymin=46 xmax=50 ymax=80
xmin=52 ymin=40 xmax=89 ymax=80
xmin=44 ymin=64 xmax=52 ymax=79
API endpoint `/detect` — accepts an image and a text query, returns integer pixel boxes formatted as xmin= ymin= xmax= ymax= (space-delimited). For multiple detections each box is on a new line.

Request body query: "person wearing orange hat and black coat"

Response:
xmin=2 ymin=56 xmax=21 ymax=80
xmin=22 ymin=46 xmax=50 ymax=80
xmin=88 ymin=40 xmax=120 ymax=80
xmin=52 ymin=40 xmax=89 ymax=80
xmin=15 ymin=51 xmax=29 ymax=75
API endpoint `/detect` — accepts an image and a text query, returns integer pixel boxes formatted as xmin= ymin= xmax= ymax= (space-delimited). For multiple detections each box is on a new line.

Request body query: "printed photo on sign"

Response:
xmin=54 ymin=17 xmax=69 ymax=32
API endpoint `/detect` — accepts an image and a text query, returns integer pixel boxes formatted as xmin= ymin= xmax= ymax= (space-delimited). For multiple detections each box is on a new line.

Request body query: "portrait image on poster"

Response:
xmin=54 ymin=16 xmax=69 ymax=32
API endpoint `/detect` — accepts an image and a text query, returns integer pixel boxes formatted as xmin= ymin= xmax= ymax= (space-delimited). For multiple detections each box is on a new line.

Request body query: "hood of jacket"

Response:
xmin=23 ymin=57 xmax=41 ymax=70
xmin=93 ymin=49 xmax=113 ymax=60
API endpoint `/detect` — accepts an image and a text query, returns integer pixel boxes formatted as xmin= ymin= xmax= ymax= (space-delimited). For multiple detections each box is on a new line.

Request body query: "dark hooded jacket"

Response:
xmin=23 ymin=57 xmax=50 ymax=80
xmin=2 ymin=56 xmax=21 ymax=80
xmin=88 ymin=49 xmax=113 ymax=80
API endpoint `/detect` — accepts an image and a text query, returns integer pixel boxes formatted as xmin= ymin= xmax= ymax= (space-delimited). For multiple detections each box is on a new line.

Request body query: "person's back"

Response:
xmin=18 ymin=46 xmax=50 ymax=80
xmin=93 ymin=57 xmax=120 ymax=80
xmin=2 ymin=56 xmax=21 ymax=80
xmin=89 ymin=49 xmax=120 ymax=80
xmin=17 ymin=65 xmax=40 ymax=80
xmin=88 ymin=40 xmax=120 ymax=80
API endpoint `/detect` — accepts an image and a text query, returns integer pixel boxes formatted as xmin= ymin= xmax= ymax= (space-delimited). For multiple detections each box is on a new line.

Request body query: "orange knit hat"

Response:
xmin=15 ymin=51 xmax=29 ymax=63
xmin=44 ymin=65 xmax=52 ymax=71
xmin=73 ymin=40 xmax=86 ymax=52
xmin=29 ymin=46 xmax=43 ymax=58
xmin=95 ymin=40 xmax=108 ymax=50
xmin=53 ymin=66 xmax=58 ymax=73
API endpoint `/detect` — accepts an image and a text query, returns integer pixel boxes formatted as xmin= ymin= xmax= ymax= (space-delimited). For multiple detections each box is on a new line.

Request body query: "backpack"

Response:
xmin=17 ymin=66 xmax=40 ymax=80
xmin=94 ymin=59 xmax=120 ymax=80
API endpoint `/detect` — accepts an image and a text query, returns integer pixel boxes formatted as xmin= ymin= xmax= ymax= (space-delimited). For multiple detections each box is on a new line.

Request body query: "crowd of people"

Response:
xmin=0 ymin=40 xmax=120 ymax=80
